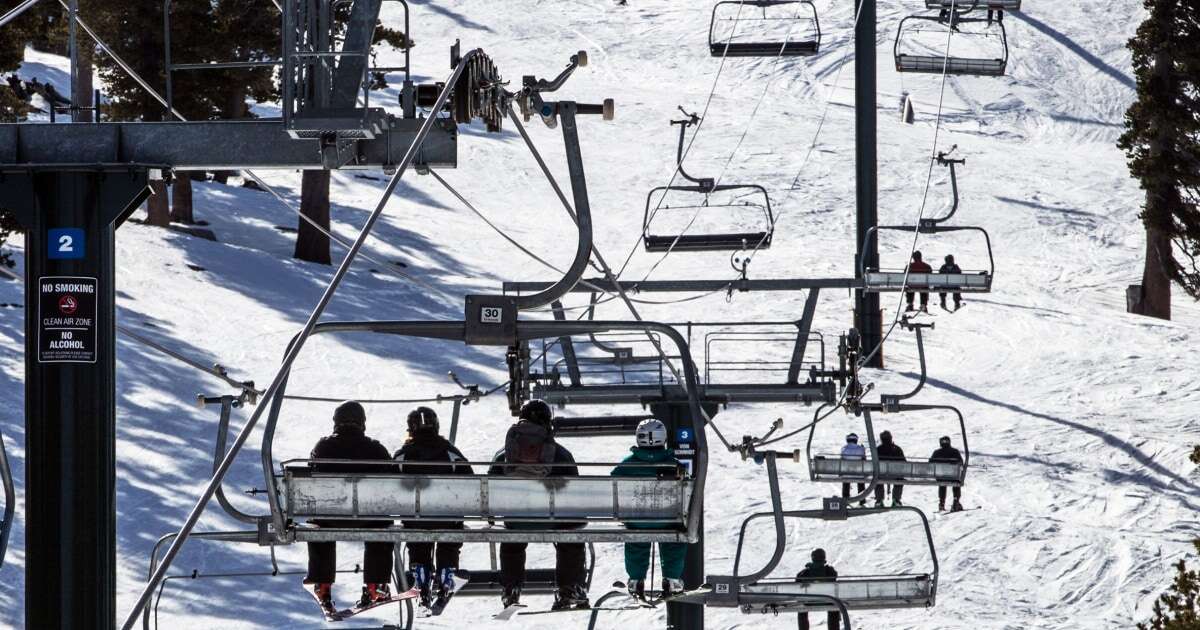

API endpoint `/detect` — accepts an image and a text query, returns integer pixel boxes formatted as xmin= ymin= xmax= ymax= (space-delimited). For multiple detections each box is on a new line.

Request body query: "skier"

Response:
xmin=840 ymin=433 xmax=867 ymax=507
xmin=393 ymin=406 xmax=473 ymax=613
xmin=305 ymin=401 xmax=394 ymax=616
xmin=873 ymin=430 xmax=906 ymax=507
xmin=489 ymin=400 xmax=589 ymax=611
xmin=938 ymin=254 xmax=963 ymax=311
xmin=905 ymin=251 xmax=933 ymax=312
xmin=795 ymin=548 xmax=840 ymax=630
xmin=611 ymin=419 xmax=688 ymax=600
xmin=930 ymin=435 xmax=964 ymax=512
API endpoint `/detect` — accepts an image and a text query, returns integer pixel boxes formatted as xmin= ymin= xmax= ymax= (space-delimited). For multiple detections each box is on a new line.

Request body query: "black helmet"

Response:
xmin=944 ymin=254 xmax=955 ymax=264
xmin=519 ymin=399 xmax=554 ymax=429
xmin=939 ymin=435 xmax=952 ymax=447
xmin=912 ymin=251 xmax=923 ymax=262
xmin=333 ymin=401 xmax=366 ymax=430
xmin=846 ymin=432 xmax=859 ymax=444
xmin=811 ymin=548 xmax=826 ymax=563
xmin=407 ymin=406 xmax=439 ymax=435
xmin=880 ymin=430 xmax=893 ymax=444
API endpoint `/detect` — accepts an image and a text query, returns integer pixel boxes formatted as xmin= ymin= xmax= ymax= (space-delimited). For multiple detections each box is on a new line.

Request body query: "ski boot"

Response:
xmin=409 ymin=564 xmax=433 ymax=615
xmin=874 ymin=499 xmax=885 ymax=508
xmin=626 ymin=578 xmax=645 ymax=601
xmin=313 ymin=583 xmax=337 ymax=617
xmin=501 ymin=585 xmax=522 ymax=609
xmin=951 ymin=500 xmax=964 ymax=512
xmin=938 ymin=501 xmax=946 ymax=512
xmin=430 ymin=567 xmax=462 ymax=615
xmin=662 ymin=578 xmax=685 ymax=599
xmin=892 ymin=499 xmax=904 ymax=507
xmin=551 ymin=584 xmax=590 ymax=611
xmin=357 ymin=582 xmax=391 ymax=608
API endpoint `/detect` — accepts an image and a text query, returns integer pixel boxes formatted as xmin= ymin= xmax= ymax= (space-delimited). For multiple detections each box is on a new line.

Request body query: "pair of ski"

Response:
xmin=493 ymin=581 xmax=664 ymax=620
xmin=307 ymin=570 xmax=470 ymax=622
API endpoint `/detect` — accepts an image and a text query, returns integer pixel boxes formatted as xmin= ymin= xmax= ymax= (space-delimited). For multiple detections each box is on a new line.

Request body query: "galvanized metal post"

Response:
xmin=67 ymin=0 xmax=78 ymax=122
xmin=854 ymin=0 xmax=883 ymax=367
xmin=0 ymin=167 xmax=150 ymax=630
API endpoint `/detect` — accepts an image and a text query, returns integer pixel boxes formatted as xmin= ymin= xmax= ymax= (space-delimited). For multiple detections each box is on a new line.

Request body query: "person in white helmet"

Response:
xmin=840 ymin=433 xmax=867 ymax=507
xmin=611 ymin=419 xmax=687 ymax=600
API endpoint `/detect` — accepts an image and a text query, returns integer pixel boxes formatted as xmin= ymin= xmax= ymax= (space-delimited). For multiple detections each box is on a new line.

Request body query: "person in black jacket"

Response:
xmin=795 ymin=548 xmax=840 ymax=630
xmin=930 ymin=435 xmax=964 ymax=512
xmin=305 ymin=401 xmax=394 ymax=614
xmin=873 ymin=430 xmax=906 ymax=507
xmin=938 ymin=254 xmax=963 ymax=311
xmin=393 ymin=406 xmax=473 ymax=610
xmin=488 ymin=400 xmax=588 ymax=611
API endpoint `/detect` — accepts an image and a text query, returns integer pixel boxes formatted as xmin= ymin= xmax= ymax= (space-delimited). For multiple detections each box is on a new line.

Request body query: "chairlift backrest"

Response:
xmin=709 ymin=0 xmax=822 ymax=58
xmin=894 ymin=12 xmax=1009 ymax=77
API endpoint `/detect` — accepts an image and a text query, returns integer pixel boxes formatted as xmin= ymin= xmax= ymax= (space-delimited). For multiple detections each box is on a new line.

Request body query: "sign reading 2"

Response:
xmin=48 ymin=228 xmax=85 ymax=260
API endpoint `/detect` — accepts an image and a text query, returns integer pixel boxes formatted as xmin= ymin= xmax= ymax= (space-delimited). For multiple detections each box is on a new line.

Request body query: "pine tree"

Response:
xmin=1118 ymin=1 xmax=1200 ymax=320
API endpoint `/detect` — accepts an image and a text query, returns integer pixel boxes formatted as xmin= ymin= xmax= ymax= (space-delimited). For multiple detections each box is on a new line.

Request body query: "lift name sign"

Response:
xmin=38 ymin=276 xmax=98 ymax=363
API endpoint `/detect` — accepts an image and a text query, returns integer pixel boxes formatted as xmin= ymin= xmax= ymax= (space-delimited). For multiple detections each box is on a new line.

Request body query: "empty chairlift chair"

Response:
xmin=709 ymin=1 xmax=821 ymax=58
xmin=643 ymin=112 xmax=775 ymax=253
xmin=894 ymin=9 xmax=1009 ymax=77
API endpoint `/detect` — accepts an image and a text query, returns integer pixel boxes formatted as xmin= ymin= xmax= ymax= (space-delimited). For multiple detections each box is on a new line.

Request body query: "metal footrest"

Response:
xmin=286 ymin=107 xmax=393 ymax=140
xmin=709 ymin=41 xmax=819 ymax=57
xmin=643 ymin=232 xmax=772 ymax=252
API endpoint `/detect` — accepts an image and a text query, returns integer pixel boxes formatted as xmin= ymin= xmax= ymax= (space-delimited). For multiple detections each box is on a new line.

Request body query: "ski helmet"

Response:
xmin=407 ymin=406 xmax=439 ymax=435
xmin=519 ymin=399 xmax=554 ymax=430
xmin=880 ymin=430 xmax=893 ymax=444
xmin=912 ymin=251 xmax=923 ymax=262
xmin=333 ymin=400 xmax=366 ymax=430
xmin=939 ymin=435 xmax=952 ymax=448
xmin=846 ymin=432 xmax=859 ymax=444
xmin=635 ymin=419 xmax=668 ymax=448
xmin=811 ymin=548 xmax=826 ymax=563
xmin=944 ymin=254 xmax=955 ymax=264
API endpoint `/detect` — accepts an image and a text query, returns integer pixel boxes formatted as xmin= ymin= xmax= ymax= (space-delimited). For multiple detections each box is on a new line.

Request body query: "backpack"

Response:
xmin=503 ymin=422 xmax=557 ymax=477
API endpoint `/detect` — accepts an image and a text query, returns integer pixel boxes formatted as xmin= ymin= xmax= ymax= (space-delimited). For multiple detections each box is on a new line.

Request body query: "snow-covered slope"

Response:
xmin=1 ymin=1 xmax=1198 ymax=628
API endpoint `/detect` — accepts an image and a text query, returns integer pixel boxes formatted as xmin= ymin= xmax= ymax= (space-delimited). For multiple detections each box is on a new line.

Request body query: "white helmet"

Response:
xmin=635 ymin=419 xmax=668 ymax=448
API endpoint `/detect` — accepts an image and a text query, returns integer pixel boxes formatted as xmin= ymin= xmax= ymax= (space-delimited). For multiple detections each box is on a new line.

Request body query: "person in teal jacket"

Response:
xmin=611 ymin=419 xmax=687 ymax=600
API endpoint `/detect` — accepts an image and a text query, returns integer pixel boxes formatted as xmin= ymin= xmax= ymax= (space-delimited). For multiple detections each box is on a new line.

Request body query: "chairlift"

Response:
xmin=859 ymin=224 xmax=995 ymax=294
xmin=894 ymin=10 xmax=1009 ymax=77
xmin=925 ymin=0 xmax=1020 ymax=11
xmin=709 ymin=0 xmax=822 ymax=58
xmin=262 ymin=320 xmax=709 ymax=546
xmin=643 ymin=111 xmax=775 ymax=252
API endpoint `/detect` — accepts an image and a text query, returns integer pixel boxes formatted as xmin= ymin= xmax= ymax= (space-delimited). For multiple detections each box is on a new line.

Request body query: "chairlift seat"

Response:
xmin=863 ymin=271 xmax=992 ymax=293
xmin=810 ymin=456 xmax=964 ymax=486
xmin=924 ymin=0 xmax=1020 ymax=10
xmin=895 ymin=54 xmax=1006 ymax=76
xmin=709 ymin=41 xmax=819 ymax=58
xmin=280 ymin=464 xmax=694 ymax=543
xmin=643 ymin=231 xmax=773 ymax=253
xmin=736 ymin=575 xmax=935 ymax=611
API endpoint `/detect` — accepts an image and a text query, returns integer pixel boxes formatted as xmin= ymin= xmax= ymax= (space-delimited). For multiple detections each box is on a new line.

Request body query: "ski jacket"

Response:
xmin=907 ymin=260 xmax=933 ymax=274
xmin=310 ymin=428 xmax=391 ymax=473
xmin=394 ymin=432 xmax=474 ymax=476
xmin=840 ymin=443 xmax=866 ymax=459
xmin=488 ymin=423 xmax=579 ymax=477
xmin=876 ymin=442 xmax=906 ymax=461
xmin=939 ymin=263 xmax=962 ymax=275
xmin=612 ymin=446 xmax=684 ymax=530
xmin=929 ymin=445 xmax=963 ymax=464
xmin=795 ymin=562 xmax=838 ymax=582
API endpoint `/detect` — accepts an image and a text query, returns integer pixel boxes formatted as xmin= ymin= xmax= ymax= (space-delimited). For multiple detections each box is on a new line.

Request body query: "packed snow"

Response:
xmin=1 ymin=1 xmax=1198 ymax=629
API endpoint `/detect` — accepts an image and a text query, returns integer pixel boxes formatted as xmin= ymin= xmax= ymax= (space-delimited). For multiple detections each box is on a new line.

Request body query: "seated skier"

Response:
xmin=938 ymin=254 xmax=964 ymax=311
xmin=304 ymin=401 xmax=394 ymax=616
xmin=393 ymin=406 xmax=473 ymax=615
xmin=840 ymin=432 xmax=867 ymax=507
xmin=874 ymin=430 xmax=906 ymax=507
xmin=612 ymin=419 xmax=688 ymax=600
xmin=795 ymin=548 xmax=840 ymax=630
xmin=930 ymin=435 xmax=964 ymax=512
xmin=488 ymin=400 xmax=589 ymax=611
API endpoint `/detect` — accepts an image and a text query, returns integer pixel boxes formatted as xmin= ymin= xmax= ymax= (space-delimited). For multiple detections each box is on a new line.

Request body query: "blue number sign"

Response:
xmin=48 ymin=228 xmax=85 ymax=260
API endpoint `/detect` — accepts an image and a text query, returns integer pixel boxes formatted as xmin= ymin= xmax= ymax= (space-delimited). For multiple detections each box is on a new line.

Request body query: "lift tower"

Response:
xmin=854 ymin=0 xmax=884 ymax=367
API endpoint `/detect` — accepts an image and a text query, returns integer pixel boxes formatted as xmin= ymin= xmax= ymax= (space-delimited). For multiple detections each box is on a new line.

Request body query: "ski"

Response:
xmin=493 ymin=603 xmax=528 ymax=620
xmin=306 ymin=586 xmax=343 ymax=622
xmin=936 ymin=506 xmax=980 ymax=517
xmin=335 ymin=586 xmax=422 ymax=620
xmin=519 ymin=605 xmax=653 ymax=616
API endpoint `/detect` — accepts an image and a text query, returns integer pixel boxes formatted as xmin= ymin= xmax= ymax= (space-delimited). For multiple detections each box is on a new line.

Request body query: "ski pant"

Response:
xmin=905 ymin=291 xmax=929 ymax=308
xmin=305 ymin=520 xmax=393 ymax=584
xmin=874 ymin=483 xmax=903 ymax=504
xmin=499 ymin=542 xmax=587 ymax=591
xmin=938 ymin=485 xmax=962 ymax=502
xmin=939 ymin=292 xmax=962 ymax=308
xmin=405 ymin=521 xmax=463 ymax=572
xmin=798 ymin=611 xmax=840 ymax=630
xmin=624 ymin=542 xmax=687 ymax=581
xmin=841 ymin=482 xmax=866 ymax=500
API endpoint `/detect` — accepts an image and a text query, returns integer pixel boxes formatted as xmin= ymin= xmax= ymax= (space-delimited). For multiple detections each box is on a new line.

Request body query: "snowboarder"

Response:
xmin=795 ymin=548 xmax=840 ymax=630
xmin=393 ymin=406 xmax=474 ymax=613
xmin=930 ymin=435 xmax=964 ymax=512
xmin=873 ymin=430 xmax=906 ymax=507
xmin=489 ymin=400 xmax=589 ymax=611
xmin=840 ymin=432 xmax=867 ymax=507
xmin=905 ymin=251 xmax=933 ymax=312
xmin=305 ymin=401 xmax=395 ymax=616
xmin=611 ymin=419 xmax=688 ymax=600
xmin=938 ymin=254 xmax=963 ymax=311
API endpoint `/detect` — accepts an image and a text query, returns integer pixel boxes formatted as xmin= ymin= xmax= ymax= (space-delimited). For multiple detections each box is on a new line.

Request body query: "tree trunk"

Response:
xmin=145 ymin=179 xmax=170 ymax=227
xmin=170 ymin=172 xmax=194 ymax=224
xmin=213 ymin=84 xmax=248 ymax=184
xmin=1141 ymin=225 xmax=1172 ymax=320
xmin=295 ymin=170 xmax=331 ymax=264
